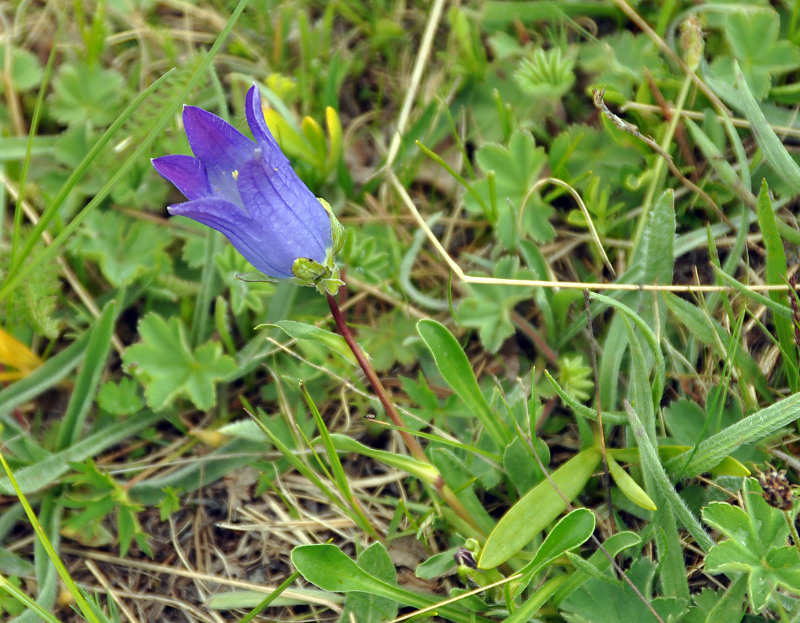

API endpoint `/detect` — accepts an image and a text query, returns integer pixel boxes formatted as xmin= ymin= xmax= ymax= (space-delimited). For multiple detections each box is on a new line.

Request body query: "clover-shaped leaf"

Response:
xmin=464 ymin=130 xmax=552 ymax=247
xmin=50 ymin=62 xmax=126 ymax=126
xmin=578 ymin=31 xmax=664 ymax=99
xmin=123 ymin=314 xmax=237 ymax=411
xmin=72 ymin=210 xmax=171 ymax=286
xmin=702 ymin=478 xmax=800 ymax=613
xmin=0 ymin=44 xmax=43 ymax=92
xmin=97 ymin=378 xmax=144 ymax=416
xmin=710 ymin=8 xmax=800 ymax=100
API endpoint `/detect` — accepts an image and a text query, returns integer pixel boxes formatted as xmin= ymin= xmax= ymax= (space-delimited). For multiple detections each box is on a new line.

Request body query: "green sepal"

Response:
xmin=234 ymin=197 xmax=345 ymax=295
xmin=320 ymin=197 xmax=346 ymax=255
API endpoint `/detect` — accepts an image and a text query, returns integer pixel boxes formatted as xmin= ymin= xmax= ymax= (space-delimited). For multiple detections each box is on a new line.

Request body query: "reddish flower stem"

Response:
xmin=326 ymin=291 xmax=485 ymax=536
xmin=326 ymin=292 xmax=428 ymax=463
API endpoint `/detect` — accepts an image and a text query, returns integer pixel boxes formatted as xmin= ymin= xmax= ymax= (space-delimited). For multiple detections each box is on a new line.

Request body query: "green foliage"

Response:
xmin=480 ymin=448 xmax=601 ymax=569
xmin=356 ymin=311 xmax=419 ymax=372
xmin=70 ymin=210 xmax=171 ymax=286
xmin=555 ymin=353 xmax=593 ymax=403
xmin=62 ymin=459 xmax=151 ymax=557
xmin=0 ymin=44 xmax=44 ymax=93
xmin=0 ymin=232 xmax=61 ymax=339
xmin=709 ymin=8 xmax=800 ymax=100
xmin=463 ymin=129 xmax=552 ymax=247
xmin=340 ymin=542 xmax=399 ymax=623
xmin=96 ymin=378 xmax=144 ymax=416
xmin=7 ymin=2 xmax=800 ymax=621
xmin=579 ymin=31 xmax=664 ymax=99
xmin=0 ymin=575 xmax=26 ymax=617
xmin=560 ymin=558 xmax=687 ymax=622
xmin=703 ymin=478 xmax=800 ymax=613
xmin=455 ymin=257 xmax=537 ymax=352
xmin=514 ymin=47 xmax=575 ymax=100
xmin=50 ymin=62 xmax=126 ymax=126
xmin=122 ymin=313 xmax=237 ymax=411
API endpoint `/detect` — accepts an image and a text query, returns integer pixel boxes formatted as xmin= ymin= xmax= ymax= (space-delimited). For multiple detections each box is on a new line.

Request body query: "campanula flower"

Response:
xmin=152 ymin=85 xmax=343 ymax=293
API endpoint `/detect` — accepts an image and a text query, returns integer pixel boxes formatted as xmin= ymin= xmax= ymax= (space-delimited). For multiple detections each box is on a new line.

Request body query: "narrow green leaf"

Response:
xmin=623 ymin=401 xmax=714 ymax=554
xmin=302 ymin=385 xmax=377 ymax=537
xmin=619 ymin=314 xmax=688 ymax=599
xmin=0 ymin=463 xmax=100 ymax=623
xmin=712 ymin=265 xmax=792 ymax=319
xmin=479 ymin=447 xmax=601 ymax=569
xmin=592 ymin=292 xmax=665 ymax=419
xmin=735 ymin=62 xmax=800 ymax=193
xmin=564 ymin=551 xmax=622 ymax=586
xmin=607 ymin=454 xmax=656 ymax=511
xmin=685 ymin=117 xmax=752 ymax=205
xmin=0 ymin=330 xmax=91 ymax=418
xmin=417 ymin=319 xmax=512 ymax=448
xmin=0 ymin=572 xmax=62 ymax=623
xmin=663 ymin=292 xmax=768 ymax=399
xmin=676 ymin=391 xmax=800 ymax=478
xmin=552 ymin=531 xmax=642 ymax=606
xmin=624 ymin=402 xmax=688 ymax=602
xmin=249 ymin=418 xmax=362 ymax=527
xmin=430 ymin=448 xmax=496 ymax=535
xmin=756 ymin=178 xmax=796 ymax=390
xmin=55 ymin=300 xmax=118 ymax=450
xmin=0 ymin=412 xmax=161 ymax=495
xmin=0 ymin=0 xmax=251 ymax=302
xmin=328 ymin=434 xmax=440 ymax=484
xmin=205 ymin=580 xmax=342 ymax=611
xmin=545 ymin=369 xmax=628 ymax=425
xmin=503 ymin=575 xmax=567 ymax=623
xmin=264 ymin=320 xmax=357 ymax=365
xmin=631 ymin=189 xmax=675 ymax=288
xmin=190 ymin=230 xmax=221 ymax=348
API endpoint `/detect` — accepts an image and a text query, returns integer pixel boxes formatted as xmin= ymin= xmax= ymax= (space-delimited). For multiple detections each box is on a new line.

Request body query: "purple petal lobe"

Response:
xmin=236 ymin=150 xmax=332 ymax=271
xmin=182 ymin=105 xmax=256 ymax=202
xmin=168 ymin=197 xmax=287 ymax=277
xmin=245 ymin=85 xmax=284 ymax=156
xmin=151 ymin=155 xmax=211 ymax=200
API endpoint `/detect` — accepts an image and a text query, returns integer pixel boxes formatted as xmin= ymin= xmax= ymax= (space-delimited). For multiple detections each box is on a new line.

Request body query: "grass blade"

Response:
xmin=55 ymin=300 xmax=118 ymax=450
xmin=755 ymin=179 xmax=796 ymax=391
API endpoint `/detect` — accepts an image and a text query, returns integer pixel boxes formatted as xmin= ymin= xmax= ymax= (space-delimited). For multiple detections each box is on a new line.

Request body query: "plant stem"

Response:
xmin=786 ymin=510 xmax=800 ymax=556
xmin=326 ymin=292 xmax=428 ymax=463
xmin=326 ymin=290 xmax=486 ymax=535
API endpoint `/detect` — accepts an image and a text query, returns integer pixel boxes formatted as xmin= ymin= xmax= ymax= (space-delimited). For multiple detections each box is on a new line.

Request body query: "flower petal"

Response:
xmin=151 ymin=155 xmax=212 ymax=200
xmin=245 ymin=85 xmax=285 ymax=156
xmin=168 ymin=197 xmax=288 ymax=278
xmin=182 ymin=105 xmax=255 ymax=202
xmin=236 ymin=150 xmax=332 ymax=266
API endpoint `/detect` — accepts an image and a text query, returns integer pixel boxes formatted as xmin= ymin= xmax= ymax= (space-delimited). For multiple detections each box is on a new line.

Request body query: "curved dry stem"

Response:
xmin=521 ymin=177 xmax=616 ymax=276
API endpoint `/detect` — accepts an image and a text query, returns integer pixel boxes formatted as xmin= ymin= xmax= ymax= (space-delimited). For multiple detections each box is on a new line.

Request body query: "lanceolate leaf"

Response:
xmin=480 ymin=447 xmax=601 ymax=569
xmin=756 ymin=179 xmax=797 ymax=390
xmin=417 ymin=319 xmax=512 ymax=449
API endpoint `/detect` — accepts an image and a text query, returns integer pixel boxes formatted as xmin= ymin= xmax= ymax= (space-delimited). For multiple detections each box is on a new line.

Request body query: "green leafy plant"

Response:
xmin=709 ymin=8 xmax=800 ymax=100
xmin=122 ymin=313 xmax=237 ymax=411
xmin=463 ymin=129 xmax=552 ymax=248
xmin=61 ymin=460 xmax=152 ymax=557
xmin=455 ymin=256 xmax=538 ymax=352
xmin=703 ymin=477 xmax=800 ymax=613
